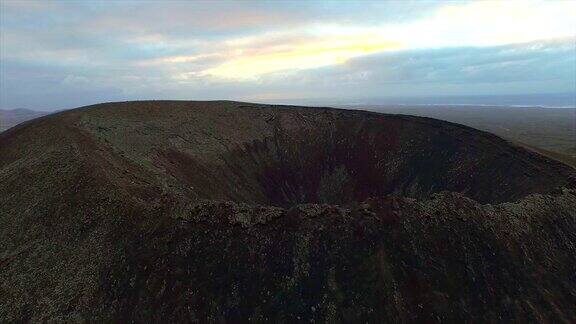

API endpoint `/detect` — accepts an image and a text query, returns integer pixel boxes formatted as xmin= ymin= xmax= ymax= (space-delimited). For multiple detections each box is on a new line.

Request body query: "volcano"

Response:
xmin=1 ymin=101 xmax=575 ymax=322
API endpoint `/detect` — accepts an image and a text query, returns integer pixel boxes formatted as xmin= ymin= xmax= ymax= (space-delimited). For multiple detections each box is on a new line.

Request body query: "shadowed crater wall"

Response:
xmin=144 ymin=103 xmax=571 ymax=207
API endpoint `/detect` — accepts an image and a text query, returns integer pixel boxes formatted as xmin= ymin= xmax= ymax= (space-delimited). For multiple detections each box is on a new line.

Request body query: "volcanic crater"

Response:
xmin=1 ymin=101 xmax=575 ymax=322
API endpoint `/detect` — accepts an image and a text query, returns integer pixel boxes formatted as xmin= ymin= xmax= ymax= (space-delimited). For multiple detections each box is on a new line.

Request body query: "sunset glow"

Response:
xmin=202 ymin=35 xmax=401 ymax=79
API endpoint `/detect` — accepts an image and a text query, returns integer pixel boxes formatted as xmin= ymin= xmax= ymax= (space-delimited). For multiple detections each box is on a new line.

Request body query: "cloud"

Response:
xmin=199 ymin=32 xmax=401 ymax=79
xmin=2 ymin=38 xmax=574 ymax=109
xmin=255 ymin=38 xmax=576 ymax=99
xmin=0 ymin=0 xmax=575 ymax=109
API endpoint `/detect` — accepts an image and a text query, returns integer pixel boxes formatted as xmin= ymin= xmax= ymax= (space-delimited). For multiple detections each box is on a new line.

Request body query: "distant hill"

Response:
xmin=0 ymin=108 xmax=50 ymax=132
xmin=350 ymin=105 xmax=576 ymax=168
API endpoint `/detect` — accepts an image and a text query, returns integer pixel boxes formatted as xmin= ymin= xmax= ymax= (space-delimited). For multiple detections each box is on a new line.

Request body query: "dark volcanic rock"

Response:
xmin=0 ymin=101 xmax=575 ymax=322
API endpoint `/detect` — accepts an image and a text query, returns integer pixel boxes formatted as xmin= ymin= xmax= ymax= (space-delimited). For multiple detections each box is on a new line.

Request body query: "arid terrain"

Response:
xmin=1 ymin=101 xmax=575 ymax=322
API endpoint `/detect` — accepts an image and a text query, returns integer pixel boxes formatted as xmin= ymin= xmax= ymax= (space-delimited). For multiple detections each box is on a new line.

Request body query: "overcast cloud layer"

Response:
xmin=1 ymin=0 xmax=575 ymax=110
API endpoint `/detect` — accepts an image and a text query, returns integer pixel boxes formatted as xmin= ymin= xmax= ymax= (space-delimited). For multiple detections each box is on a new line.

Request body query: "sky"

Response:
xmin=0 ymin=0 xmax=575 ymax=111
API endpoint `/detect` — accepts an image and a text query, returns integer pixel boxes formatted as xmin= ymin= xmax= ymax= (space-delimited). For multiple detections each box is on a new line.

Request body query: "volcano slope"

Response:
xmin=1 ymin=100 xmax=575 ymax=322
